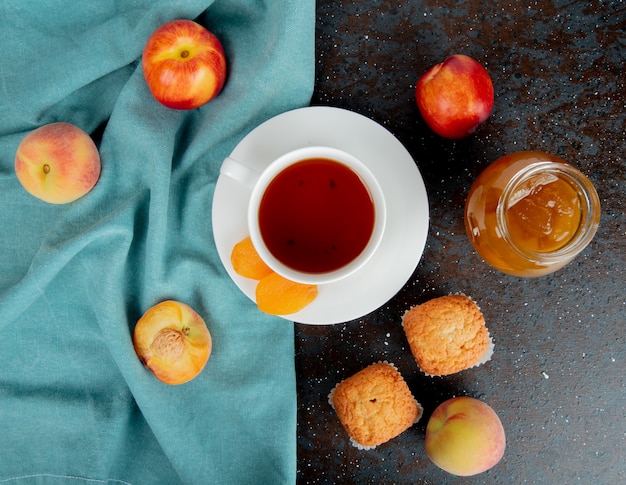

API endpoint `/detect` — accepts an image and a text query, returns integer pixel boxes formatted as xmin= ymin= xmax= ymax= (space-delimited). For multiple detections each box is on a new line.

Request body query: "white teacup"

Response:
xmin=221 ymin=146 xmax=386 ymax=285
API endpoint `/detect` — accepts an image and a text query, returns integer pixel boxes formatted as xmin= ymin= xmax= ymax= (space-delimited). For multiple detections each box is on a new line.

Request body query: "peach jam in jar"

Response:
xmin=464 ymin=151 xmax=600 ymax=277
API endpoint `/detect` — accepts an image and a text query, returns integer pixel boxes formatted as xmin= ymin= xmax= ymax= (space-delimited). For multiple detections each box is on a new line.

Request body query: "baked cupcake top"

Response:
xmin=402 ymin=294 xmax=493 ymax=376
xmin=329 ymin=361 xmax=422 ymax=449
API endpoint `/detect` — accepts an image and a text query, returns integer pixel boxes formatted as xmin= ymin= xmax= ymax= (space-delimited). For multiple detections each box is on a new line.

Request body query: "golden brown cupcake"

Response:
xmin=402 ymin=294 xmax=494 ymax=376
xmin=329 ymin=361 xmax=422 ymax=449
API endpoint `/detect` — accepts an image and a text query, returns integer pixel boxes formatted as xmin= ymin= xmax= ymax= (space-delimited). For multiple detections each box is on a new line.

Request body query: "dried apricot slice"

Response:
xmin=231 ymin=236 xmax=273 ymax=280
xmin=256 ymin=272 xmax=318 ymax=315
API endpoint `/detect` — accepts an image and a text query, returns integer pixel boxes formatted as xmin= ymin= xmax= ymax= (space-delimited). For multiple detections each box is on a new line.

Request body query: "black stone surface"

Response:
xmin=295 ymin=1 xmax=625 ymax=483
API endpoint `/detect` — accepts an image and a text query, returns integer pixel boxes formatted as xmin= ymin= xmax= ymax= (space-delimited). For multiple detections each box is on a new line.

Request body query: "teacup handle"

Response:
xmin=220 ymin=157 xmax=260 ymax=190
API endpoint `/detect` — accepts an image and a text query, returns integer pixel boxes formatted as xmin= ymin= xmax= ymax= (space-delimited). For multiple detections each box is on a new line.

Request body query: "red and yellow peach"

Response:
xmin=142 ymin=19 xmax=227 ymax=110
xmin=14 ymin=122 xmax=101 ymax=204
xmin=415 ymin=54 xmax=494 ymax=139
xmin=425 ymin=396 xmax=506 ymax=476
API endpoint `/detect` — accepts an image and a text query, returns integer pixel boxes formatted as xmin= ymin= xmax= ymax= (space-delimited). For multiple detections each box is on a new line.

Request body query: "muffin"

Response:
xmin=329 ymin=361 xmax=423 ymax=449
xmin=402 ymin=294 xmax=494 ymax=376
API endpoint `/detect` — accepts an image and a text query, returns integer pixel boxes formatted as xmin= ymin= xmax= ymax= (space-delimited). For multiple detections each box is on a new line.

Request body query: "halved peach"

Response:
xmin=133 ymin=300 xmax=212 ymax=385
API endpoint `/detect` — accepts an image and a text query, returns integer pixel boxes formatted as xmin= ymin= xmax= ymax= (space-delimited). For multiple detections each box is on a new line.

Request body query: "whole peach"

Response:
xmin=142 ymin=19 xmax=227 ymax=110
xmin=415 ymin=54 xmax=494 ymax=139
xmin=133 ymin=300 xmax=212 ymax=385
xmin=425 ymin=396 xmax=506 ymax=476
xmin=14 ymin=122 xmax=101 ymax=204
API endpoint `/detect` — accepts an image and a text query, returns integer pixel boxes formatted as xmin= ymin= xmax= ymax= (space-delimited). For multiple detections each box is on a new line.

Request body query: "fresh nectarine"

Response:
xmin=142 ymin=19 xmax=227 ymax=110
xmin=133 ymin=300 xmax=212 ymax=385
xmin=425 ymin=396 xmax=506 ymax=476
xmin=14 ymin=122 xmax=101 ymax=204
xmin=415 ymin=54 xmax=494 ymax=139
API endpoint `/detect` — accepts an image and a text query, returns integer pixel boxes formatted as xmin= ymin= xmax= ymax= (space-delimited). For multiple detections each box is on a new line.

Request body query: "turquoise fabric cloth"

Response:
xmin=0 ymin=1 xmax=314 ymax=483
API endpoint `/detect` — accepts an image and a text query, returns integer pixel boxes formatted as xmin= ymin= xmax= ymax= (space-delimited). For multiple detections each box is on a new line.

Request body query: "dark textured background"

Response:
xmin=295 ymin=1 xmax=625 ymax=483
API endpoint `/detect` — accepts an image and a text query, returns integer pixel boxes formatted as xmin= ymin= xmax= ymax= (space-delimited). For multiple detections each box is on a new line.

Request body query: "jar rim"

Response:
xmin=496 ymin=161 xmax=601 ymax=264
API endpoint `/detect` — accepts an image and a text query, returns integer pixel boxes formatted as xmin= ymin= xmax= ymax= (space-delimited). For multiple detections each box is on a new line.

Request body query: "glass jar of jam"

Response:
xmin=464 ymin=151 xmax=601 ymax=277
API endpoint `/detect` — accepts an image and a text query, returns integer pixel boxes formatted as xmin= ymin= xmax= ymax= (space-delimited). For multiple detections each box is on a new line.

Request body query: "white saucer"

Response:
xmin=212 ymin=106 xmax=429 ymax=324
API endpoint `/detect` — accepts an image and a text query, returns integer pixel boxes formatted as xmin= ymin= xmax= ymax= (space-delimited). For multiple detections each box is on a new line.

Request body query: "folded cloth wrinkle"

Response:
xmin=0 ymin=0 xmax=314 ymax=483
xmin=1 ymin=1 xmax=212 ymax=133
